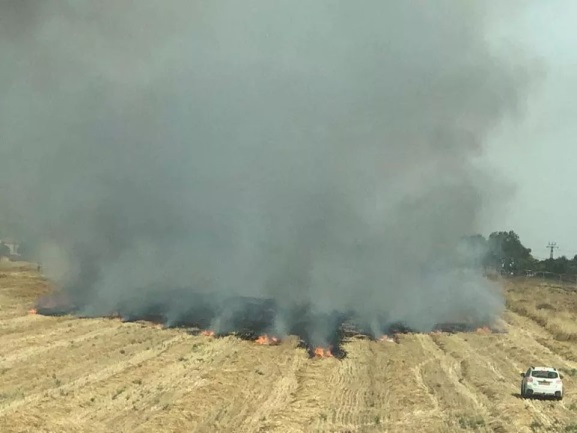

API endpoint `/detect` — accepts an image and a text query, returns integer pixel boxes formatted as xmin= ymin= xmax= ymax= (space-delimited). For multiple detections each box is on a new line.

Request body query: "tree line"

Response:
xmin=464 ymin=231 xmax=577 ymax=276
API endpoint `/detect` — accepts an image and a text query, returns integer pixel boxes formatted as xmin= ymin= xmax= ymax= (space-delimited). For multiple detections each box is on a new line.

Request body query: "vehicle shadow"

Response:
xmin=511 ymin=392 xmax=558 ymax=401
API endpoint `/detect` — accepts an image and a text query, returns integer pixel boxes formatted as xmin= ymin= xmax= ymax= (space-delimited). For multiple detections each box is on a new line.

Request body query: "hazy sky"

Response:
xmin=482 ymin=1 xmax=577 ymax=259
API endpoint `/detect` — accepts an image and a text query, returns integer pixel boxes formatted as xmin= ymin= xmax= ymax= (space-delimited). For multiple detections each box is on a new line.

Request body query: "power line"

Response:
xmin=546 ymin=242 xmax=559 ymax=259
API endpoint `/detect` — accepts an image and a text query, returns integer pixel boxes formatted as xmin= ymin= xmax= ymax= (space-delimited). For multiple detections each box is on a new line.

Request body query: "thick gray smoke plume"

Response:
xmin=1 ymin=2 xmax=534 ymax=343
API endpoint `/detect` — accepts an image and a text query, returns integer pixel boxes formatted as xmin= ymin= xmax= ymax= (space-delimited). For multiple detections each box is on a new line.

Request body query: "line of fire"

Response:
xmin=30 ymin=290 xmax=504 ymax=360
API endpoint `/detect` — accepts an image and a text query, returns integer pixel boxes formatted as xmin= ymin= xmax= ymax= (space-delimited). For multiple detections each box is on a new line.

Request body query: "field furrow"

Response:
xmin=2 ymin=267 xmax=577 ymax=432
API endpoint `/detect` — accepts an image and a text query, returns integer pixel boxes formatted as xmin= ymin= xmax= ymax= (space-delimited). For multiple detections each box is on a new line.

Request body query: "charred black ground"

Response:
xmin=34 ymin=291 xmax=504 ymax=359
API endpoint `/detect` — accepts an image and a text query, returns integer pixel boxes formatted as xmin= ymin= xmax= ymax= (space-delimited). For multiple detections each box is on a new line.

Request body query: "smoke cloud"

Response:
xmin=1 ymin=1 xmax=535 ymax=344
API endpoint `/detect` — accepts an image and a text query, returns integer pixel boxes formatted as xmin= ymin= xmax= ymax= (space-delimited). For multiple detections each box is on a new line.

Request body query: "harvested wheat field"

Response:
xmin=1 ymin=264 xmax=577 ymax=433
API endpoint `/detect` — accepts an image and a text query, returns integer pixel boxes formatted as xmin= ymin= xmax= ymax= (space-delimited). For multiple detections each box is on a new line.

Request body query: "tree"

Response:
xmin=539 ymin=256 xmax=571 ymax=275
xmin=485 ymin=230 xmax=535 ymax=272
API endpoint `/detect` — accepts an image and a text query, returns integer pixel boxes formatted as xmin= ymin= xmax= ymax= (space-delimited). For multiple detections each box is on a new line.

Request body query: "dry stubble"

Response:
xmin=1 ymin=265 xmax=577 ymax=432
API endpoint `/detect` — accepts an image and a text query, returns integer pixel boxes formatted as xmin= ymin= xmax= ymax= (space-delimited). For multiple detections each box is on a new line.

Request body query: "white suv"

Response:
xmin=520 ymin=366 xmax=563 ymax=400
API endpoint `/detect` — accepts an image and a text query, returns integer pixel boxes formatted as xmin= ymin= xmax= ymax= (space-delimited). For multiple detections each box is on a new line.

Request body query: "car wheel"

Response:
xmin=555 ymin=391 xmax=562 ymax=400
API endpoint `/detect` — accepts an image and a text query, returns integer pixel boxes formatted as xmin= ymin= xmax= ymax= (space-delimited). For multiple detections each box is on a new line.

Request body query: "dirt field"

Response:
xmin=1 ymin=262 xmax=577 ymax=432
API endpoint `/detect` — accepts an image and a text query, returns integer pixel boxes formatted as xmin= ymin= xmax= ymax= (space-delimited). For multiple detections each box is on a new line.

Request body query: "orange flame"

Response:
xmin=201 ymin=330 xmax=215 ymax=337
xmin=28 ymin=308 xmax=37 ymax=315
xmin=255 ymin=334 xmax=280 ymax=345
xmin=475 ymin=326 xmax=492 ymax=334
xmin=379 ymin=335 xmax=395 ymax=343
xmin=313 ymin=347 xmax=333 ymax=358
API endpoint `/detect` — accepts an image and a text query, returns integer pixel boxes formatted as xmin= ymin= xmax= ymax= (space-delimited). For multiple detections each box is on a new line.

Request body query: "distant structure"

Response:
xmin=546 ymin=242 xmax=559 ymax=260
xmin=0 ymin=239 xmax=20 ymax=256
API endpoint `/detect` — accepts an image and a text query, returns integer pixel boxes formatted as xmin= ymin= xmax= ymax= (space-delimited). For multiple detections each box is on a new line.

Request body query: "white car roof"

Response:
xmin=531 ymin=367 xmax=557 ymax=371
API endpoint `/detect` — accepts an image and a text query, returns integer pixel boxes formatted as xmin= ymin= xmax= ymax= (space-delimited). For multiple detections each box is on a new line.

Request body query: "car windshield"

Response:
xmin=531 ymin=370 xmax=558 ymax=379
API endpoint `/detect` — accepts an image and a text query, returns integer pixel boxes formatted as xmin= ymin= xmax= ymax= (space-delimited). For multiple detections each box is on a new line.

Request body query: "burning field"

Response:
xmin=0 ymin=0 xmax=522 ymax=373
xmin=2 ymin=265 xmax=577 ymax=433
xmin=30 ymin=289 xmax=505 ymax=361
xmin=1 ymin=1 xmax=571 ymax=432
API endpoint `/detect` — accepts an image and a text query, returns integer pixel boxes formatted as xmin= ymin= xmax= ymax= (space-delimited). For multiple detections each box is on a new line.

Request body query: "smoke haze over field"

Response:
xmin=1 ymin=2 xmax=536 ymax=343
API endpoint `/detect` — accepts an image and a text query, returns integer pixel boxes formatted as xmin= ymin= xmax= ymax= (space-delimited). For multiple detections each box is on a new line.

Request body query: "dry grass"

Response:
xmin=1 ymin=265 xmax=577 ymax=432
xmin=505 ymin=278 xmax=577 ymax=342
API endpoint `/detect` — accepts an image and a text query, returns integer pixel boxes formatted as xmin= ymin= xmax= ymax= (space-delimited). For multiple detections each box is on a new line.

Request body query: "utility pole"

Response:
xmin=546 ymin=242 xmax=558 ymax=259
